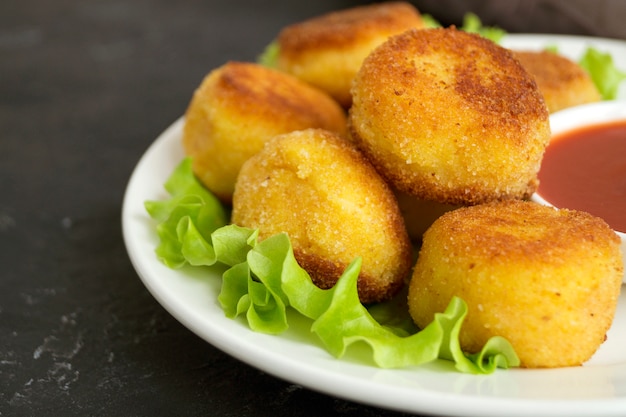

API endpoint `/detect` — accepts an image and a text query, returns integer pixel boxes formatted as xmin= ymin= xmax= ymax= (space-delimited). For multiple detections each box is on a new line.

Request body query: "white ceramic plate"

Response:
xmin=122 ymin=35 xmax=626 ymax=417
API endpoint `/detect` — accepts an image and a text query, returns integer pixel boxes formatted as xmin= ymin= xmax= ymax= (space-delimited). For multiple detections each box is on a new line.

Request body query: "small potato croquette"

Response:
xmin=275 ymin=2 xmax=424 ymax=108
xmin=232 ymin=128 xmax=412 ymax=304
xmin=513 ymin=50 xmax=601 ymax=113
xmin=408 ymin=200 xmax=623 ymax=368
xmin=349 ymin=28 xmax=551 ymax=206
xmin=182 ymin=61 xmax=347 ymax=203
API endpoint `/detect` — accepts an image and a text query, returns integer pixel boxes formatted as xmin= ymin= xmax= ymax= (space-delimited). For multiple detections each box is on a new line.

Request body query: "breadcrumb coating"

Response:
xmin=276 ymin=2 xmax=424 ymax=107
xmin=232 ymin=128 xmax=412 ymax=303
xmin=349 ymin=28 xmax=551 ymax=206
xmin=183 ymin=61 xmax=347 ymax=203
xmin=408 ymin=200 xmax=623 ymax=368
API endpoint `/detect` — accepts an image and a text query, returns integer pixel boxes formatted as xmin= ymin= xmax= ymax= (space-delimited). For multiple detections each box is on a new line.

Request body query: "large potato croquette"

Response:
xmin=232 ymin=128 xmax=412 ymax=304
xmin=276 ymin=2 xmax=424 ymax=108
xmin=182 ymin=61 xmax=347 ymax=203
xmin=513 ymin=50 xmax=601 ymax=113
xmin=408 ymin=200 xmax=623 ymax=368
xmin=349 ymin=28 xmax=551 ymax=206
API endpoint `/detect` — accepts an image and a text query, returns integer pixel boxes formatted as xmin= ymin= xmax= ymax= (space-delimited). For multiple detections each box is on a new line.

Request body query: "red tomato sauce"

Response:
xmin=537 ymin=119 xmax=626 ymax=233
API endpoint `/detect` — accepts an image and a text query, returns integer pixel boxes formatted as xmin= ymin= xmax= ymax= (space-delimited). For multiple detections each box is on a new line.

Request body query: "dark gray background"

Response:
xmin=2 ymin=1 xmax=625 ymax=416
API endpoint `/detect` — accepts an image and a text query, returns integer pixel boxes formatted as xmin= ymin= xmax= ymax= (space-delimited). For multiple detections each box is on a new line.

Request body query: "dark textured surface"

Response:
xmin=1 ymin=1 xmax=624 ymax=416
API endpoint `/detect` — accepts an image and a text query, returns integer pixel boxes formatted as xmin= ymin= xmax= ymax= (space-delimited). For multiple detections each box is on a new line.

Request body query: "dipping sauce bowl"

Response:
xmin=532 ymin=100 xmax=626 ymax=282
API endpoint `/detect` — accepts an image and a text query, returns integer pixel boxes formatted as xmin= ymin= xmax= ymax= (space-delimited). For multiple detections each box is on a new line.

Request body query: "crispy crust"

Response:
xmin=408 ymin=200 xmax=623 ymax=368
xmin=294 ymin=250 xmax=405 ymax=303
xmin=207 ymin=62 xmax=345 ymax=121
xmin=276 ymin=2 xmax=424 ymax=107
xmin=425 ymin=200 xmax=620 ymax=262
xmin=513 ymin=50 xmax=601 ymax=113
xmin=182 ymin=61 xmax=347 ymax=203
xmin=278 ymin=2 xmax=423 ymax=55
xmin=349 ymin=28 xmax=551 ymax=206
xmin=231 ymin=128 xmax=412 ymax=303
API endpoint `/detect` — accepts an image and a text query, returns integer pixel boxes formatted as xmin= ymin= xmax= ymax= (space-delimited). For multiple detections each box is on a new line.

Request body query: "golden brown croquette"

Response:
xmin=408 ymin=200 xmax=623 ymax=368
xmin=512 ymin=50 xmax=601 ymax=113
xmin=349 ymin=28 xmax=551 ymax=206
xmin=276 ymin=2 xmax=425 ymax=108
xmin=232 ymin=128 xmax=412 ymax=303
xmin=182 ymin=61 xmax=347 ymax=203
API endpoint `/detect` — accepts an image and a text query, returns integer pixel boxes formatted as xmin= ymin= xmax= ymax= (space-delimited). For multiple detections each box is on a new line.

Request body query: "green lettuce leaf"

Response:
xmin=258 ymin=40 xmax=279 ymax=68
xmin=421 ymin=14 xmax=442 ymax=29
xmin=579 ymin=47 xmax=626 ymax=100
xmin=214 ymin=224 xmax=520 ymax=372
xmin=145 ymin=158 xmax=520 ymax=373
xmin=460 ymin=12 xmax=506 ymax=43
xmin=144 ymin=158 xmax=228 ymax=267
xmin=421 ymin=12 xmax=505 ymax=43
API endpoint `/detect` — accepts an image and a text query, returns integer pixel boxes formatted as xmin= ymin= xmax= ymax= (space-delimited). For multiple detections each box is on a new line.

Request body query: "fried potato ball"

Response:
xmin=232 ymin=128 xmax=412 ymax=303
xmin=182 ymin=61 xmax=347 ymax=203
xmin=408 ymin=200 xmax=623 ymax=368
xmin=349 ymin=28 xmax=551 ymax=206
xmin=275 ymin=2 xmax=425 ymax=108
xmin=512 ymin=50 xmax=601 ymax=113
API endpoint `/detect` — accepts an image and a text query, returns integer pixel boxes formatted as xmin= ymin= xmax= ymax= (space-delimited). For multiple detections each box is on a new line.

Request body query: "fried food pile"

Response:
xmin=181 ymin=2 xmax=623 ymax=368
xmin=183 ymin=61 xmax=347 ymax=203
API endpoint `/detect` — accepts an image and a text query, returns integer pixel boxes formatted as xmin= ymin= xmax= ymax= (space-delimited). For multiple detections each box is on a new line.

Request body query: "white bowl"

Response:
xmin=531 ymin=100 xmax=626 ymax=283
